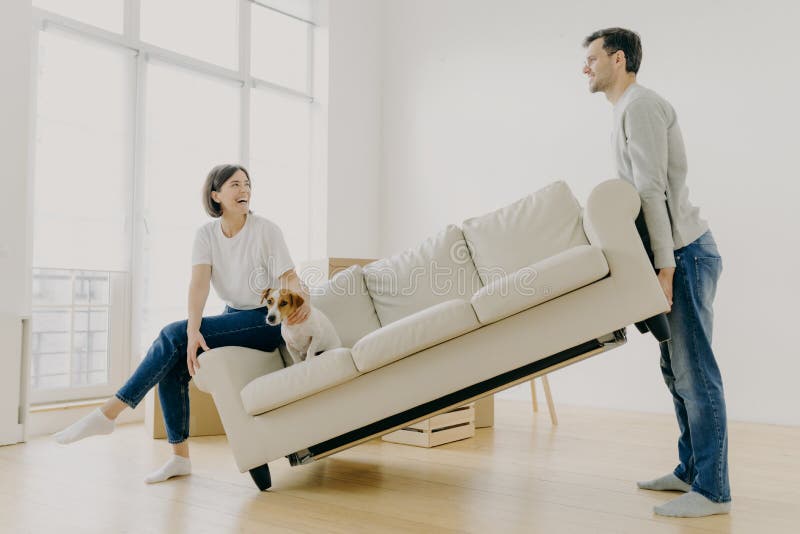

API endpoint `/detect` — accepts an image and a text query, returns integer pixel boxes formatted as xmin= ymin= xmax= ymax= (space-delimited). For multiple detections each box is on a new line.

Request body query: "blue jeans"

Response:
xmin=116 ymin=305 xmax=283 ymax=443
xmin=659 ymin=230 xmax=730 ymax=502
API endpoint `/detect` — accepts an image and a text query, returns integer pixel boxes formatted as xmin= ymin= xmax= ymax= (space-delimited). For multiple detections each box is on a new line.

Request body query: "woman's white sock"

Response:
xmin=144 ymin=455 xmax=192 ymax=484
xmin=53 ymin=408 xmax=115 ymax=444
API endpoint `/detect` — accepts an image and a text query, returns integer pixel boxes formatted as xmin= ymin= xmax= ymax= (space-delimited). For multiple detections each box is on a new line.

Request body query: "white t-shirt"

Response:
xmin=191 ymin=214 xmax=295 ymax=310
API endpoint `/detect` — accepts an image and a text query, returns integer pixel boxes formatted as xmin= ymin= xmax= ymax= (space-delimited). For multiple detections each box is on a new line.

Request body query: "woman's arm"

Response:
xmin=280 ymin=269 xmax=311 ymax=325
xmin=187 ymin=264 xmax=212 ymax=375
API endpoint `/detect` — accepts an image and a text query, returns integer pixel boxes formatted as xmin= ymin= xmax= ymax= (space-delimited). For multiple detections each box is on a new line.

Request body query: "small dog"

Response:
xmin=260 ymin=288 xmax=342 ymax=364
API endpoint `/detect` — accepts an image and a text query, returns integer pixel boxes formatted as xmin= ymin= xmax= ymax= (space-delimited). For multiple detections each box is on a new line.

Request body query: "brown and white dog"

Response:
xmin=260 ymin=288 xmax=342 ymax=364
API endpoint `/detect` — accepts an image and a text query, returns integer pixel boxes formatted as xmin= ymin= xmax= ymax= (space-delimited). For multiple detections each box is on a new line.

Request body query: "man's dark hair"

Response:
xmin=582 ymin=28 xmax=642 ymax=74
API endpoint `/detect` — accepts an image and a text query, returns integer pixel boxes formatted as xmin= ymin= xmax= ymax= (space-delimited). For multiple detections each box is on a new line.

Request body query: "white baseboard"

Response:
xmin=0 ymin=424 xmax=24 ymax=446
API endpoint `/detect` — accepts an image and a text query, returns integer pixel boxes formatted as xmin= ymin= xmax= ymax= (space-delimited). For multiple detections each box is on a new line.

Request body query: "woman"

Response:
xmin=54 ymin=164 xmax=310 ymax=483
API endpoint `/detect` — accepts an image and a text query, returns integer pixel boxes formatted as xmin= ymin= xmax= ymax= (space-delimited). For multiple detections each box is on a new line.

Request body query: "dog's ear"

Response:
xmin=260 ymin=288 xmax=272 ymax=304
xmin=292 ymin=292 xmax=305 ymax=308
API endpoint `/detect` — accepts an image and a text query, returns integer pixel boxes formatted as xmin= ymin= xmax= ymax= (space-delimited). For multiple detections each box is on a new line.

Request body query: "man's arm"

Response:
xmin=624 ymin=98 xmax=676 ymax=306
xmin=624 ymin=98 xmax=675 ymax=270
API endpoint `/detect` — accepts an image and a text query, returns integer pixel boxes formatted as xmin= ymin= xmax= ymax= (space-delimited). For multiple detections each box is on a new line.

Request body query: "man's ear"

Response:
xmin=292 ymin=292 xmax=305 ymax=308
xmin=260 ymin=288 xmax=272 ymax=304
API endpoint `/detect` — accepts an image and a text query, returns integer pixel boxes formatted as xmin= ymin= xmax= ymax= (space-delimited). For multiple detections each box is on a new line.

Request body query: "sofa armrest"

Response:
xmin=193 ymin=347 xmax=285 ymax=472
xmin=583 ymin=179 xmax=669 ymax=312
xmin=194 ymin=346 xmax=285 ymax=395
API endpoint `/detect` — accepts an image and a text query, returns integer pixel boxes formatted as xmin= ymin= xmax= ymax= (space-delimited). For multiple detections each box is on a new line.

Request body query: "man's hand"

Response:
xmin=657 ymin=267 xmax=675 ymax=309
xmin=285 ymin=302 xmax=311 ymax=325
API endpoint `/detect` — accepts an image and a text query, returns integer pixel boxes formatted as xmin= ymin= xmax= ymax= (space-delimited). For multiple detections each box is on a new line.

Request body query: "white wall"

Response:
xmin=0 ymin=0 xmax=32 ymax=444
xmin=324 ymin=0 xmax=383 ymax=259
xmin=378 ymin=0 xmax=800 ymax=425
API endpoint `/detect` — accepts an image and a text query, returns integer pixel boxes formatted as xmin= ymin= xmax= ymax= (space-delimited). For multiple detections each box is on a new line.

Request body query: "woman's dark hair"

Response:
xmin=582 ymin=27 xmax=642 ymax=74
xmin=202 ymin=164 xmax=251 ymax=217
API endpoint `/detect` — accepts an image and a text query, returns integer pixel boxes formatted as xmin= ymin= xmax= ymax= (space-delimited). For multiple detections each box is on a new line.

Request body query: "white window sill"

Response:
xmin=29 ymin=397 xmax=108 ymax=414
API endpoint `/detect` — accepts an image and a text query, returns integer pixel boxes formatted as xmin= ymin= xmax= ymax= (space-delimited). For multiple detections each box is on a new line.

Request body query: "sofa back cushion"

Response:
xmin=363 ymin=225 xmax=482 ymax=325
xmin=461 ymin=180 xmax=588 ymax=285
xmin=310 ymin=265 xmax=381 ymax=347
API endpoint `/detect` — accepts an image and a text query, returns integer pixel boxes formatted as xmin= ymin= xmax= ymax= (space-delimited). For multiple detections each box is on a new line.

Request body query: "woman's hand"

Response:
xmin=187 ymin=328 xmax=211 ymax=377
xmin=279 ymin=269 xmax=311 ymax=326
xmin=285 ymin=302 xmax=311 ymax=325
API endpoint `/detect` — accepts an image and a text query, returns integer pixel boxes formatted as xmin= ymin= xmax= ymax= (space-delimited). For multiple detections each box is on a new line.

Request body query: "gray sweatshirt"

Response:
xmin=612 ymin=83 xmax=708 ymax=269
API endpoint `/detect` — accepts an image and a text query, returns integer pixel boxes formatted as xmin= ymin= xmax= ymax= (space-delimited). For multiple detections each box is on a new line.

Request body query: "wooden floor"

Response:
xmin=1 ymin=399 xmax=797 ymax=533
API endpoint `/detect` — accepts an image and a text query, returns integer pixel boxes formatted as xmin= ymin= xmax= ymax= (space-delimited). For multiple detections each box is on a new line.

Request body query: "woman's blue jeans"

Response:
xmin=659 ymin=230 xmax=730 ymax=503
xmin=116 ymin=305 xmax=283 ymax=443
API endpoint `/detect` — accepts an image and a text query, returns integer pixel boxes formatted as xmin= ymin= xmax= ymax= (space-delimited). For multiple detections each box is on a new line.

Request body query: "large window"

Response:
xmin=30 ymin=1 xmax=316 ymax=403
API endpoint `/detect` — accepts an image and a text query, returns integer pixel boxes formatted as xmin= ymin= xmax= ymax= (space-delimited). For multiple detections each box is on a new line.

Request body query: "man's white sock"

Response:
xmin=637 ymin=472 xmax=692 ymax=492
xmin=654 ymin=491 xmax=731 ymax=517
xmin=144 ymin=455 xmax=192 ymax=484
xmin=53 ymin=408 xmax=115 ymax=444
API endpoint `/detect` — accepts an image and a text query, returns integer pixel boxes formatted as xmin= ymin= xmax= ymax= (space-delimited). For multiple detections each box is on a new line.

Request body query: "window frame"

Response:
xmin=28 ymin=0 xmax=316 ymax=405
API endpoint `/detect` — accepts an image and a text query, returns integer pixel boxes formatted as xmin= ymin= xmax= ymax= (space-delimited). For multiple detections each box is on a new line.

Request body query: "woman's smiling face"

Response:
xmin=211 ymin=169 xmax=251 ymax=215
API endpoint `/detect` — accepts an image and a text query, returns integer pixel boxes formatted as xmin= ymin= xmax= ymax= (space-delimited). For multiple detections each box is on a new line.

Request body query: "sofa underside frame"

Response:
xmin=286 ymin=328 xmax=627 ymax=466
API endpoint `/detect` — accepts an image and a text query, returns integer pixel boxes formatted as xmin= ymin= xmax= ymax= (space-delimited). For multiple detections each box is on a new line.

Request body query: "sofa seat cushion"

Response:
xmin=471 ymin=245 xmax=609 ymax=324
xmin=240 ymin=348 xmax=359 ymax=415
xmin=462 ymin=180 xmax=589 ymax=285
xmin=351 ymin=299 xmax=480 ymax=373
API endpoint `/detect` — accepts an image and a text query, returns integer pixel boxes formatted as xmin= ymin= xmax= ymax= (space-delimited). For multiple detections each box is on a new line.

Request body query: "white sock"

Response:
xmin=654 ymin=491 xmax=731 ymax=518
xmin=144 ymin=455 xmax=192 ymax=484
xmin=637 ymin=472 xmax=692 ymax=492
xmin=53 ymin=408 xmax=115 ymax=444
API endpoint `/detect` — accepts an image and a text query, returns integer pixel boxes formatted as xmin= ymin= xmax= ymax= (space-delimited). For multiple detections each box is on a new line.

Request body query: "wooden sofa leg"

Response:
xmin=249 ymin=463 xmax=272 ymax=491
xmin=542 ymin=375 xmax=558 ymax=425
xmin=529 ymin=379 xmax=539 ymax=413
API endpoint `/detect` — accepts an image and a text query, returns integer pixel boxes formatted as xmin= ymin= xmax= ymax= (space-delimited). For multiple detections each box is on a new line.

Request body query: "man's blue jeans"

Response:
xmin=660 ymin=230 xmax=730 ymax=503
xmin=116 ymin=305 xmax=283 ymax=443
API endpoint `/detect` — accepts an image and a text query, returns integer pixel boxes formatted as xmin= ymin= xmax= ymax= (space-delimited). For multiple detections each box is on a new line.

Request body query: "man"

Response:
xmin=582 ymin=28 xmax=731 ymax=517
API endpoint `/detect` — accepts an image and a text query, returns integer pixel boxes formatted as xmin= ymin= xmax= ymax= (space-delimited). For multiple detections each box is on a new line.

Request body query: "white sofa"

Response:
xmin=194 ymin=179 xmax=669 ymax=490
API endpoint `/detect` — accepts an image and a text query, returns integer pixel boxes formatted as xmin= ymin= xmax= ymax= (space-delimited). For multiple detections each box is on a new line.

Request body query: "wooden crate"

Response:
xmin=381 ymin=403 xmax=475 ymax=448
